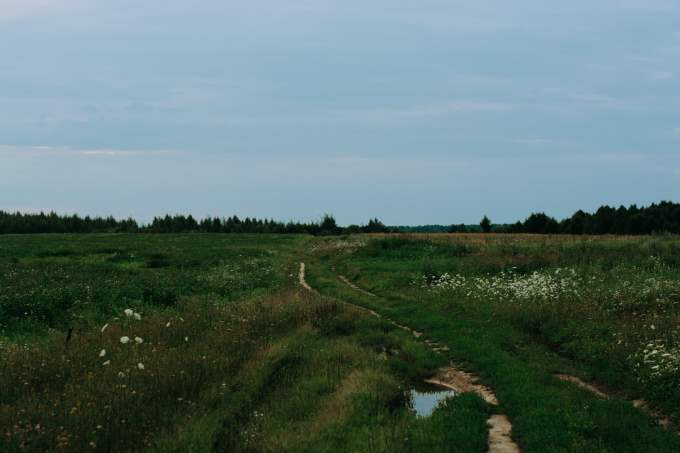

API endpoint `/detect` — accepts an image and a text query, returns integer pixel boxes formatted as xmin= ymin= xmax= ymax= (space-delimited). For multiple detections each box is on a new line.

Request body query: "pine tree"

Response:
xmin=480 ymin=216 xmax=492 ymax=233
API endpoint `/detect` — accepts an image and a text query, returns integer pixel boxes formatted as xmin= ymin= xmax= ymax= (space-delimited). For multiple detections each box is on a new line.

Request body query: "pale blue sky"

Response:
xmin=1 ymin=1 xmax=679 ymax=224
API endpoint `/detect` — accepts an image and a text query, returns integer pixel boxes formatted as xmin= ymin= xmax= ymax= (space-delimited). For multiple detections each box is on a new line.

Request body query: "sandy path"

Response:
xmin=554 ymin=374 xmax=677 ymax=434
xmin=298 ymin=262 xmax=313 ymax=291
xmin=555 ymin=374 xmax=608 ymax=399
xmin=299 ymin=262 xmax=521 ymax=452
xmin=338 ymin=275 xmax=377 ymax=297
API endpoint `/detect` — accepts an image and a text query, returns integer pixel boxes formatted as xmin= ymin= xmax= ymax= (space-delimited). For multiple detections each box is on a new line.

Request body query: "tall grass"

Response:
xmin=1 ymin=286 xmax=487 ymax=452
xmin=353 ymin=235 xmax=680 ymax=422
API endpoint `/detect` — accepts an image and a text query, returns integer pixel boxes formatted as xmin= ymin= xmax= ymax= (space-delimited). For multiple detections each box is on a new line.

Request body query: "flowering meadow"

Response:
xmin=0 ymin=234 xmax=492 ymax=452
xmin=4 ymin=233 xmax=680 ymax=451
xmin=323 ymin=234 xmax=680 ymax=451
xmin=418 ymin=249 xmax=680 ymax=402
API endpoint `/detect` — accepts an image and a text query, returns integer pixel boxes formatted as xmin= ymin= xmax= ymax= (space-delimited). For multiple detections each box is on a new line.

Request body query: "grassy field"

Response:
xmin=307 ymin=234 xmax=680 ymax=451
xmin=0 ymin=234 xmax=484 ymax=452
xmin=2 ymin=233 xmax=680 ymax=451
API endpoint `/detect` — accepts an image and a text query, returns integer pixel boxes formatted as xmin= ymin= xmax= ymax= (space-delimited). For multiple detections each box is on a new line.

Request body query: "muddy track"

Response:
xmin=554 ymin=374 xmax=678 ymax=434
xmin=300 ymin=263 xmax=521 ymax=453
xmin=338 ymin=275 xmax=377 ymax=297
xmin=335 ymin=268 xmax=680 ymax=439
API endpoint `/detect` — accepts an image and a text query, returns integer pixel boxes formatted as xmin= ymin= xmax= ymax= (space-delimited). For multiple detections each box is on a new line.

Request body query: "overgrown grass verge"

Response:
xmin=308 ymin=236 xmax=680 ymax=452
xmin=1 ymin=287 xmax=489 ymax=452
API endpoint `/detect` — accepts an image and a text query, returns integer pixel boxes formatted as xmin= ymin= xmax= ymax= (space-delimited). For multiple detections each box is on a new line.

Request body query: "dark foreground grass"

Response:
xmin=8 ymin=232 xmax=680 ymax=451
xmin=1 ymin=288 xmax=490 ymax=452
xmin=308 ymin=235 xmax=680 ymax=452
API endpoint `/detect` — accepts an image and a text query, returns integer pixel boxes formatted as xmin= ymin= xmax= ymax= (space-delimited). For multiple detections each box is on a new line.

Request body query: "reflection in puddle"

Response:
xmin=409 ymin=388 xmax=457 ymax=417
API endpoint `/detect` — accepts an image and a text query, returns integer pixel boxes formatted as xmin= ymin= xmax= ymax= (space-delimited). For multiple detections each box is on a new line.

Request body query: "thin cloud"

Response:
xmin=0 ymin=144 xmax=180 ymax=157
xmin=569 ymin=93 xmax=632 ymax=110
xmin=653 ymin=71 xmax=674 ymax=80
xmin=364 ymin=100 xmax=514 ymax=118
xmin=216 ymin=100 xmax=518 ymax=128
xmin=326 ymin=154 xmax=470 ymax=170
xmin=512 ymin=138 xmax=551 ymax=145
xmin=79 ymin=150 xmax=178 ymax=157
xmin=332 ymin=100 xmax=515 ymax=125
xmin=0 ymin=0 xmax=86 ymax=21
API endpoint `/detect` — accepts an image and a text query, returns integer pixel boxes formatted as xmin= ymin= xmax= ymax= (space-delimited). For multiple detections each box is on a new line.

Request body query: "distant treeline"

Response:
xmin=0 ymin=211 xmax=139 ymax=234
xmin=147 ymin=215 xmax=389 ymax=235
xmin=0 ymin=211 xmax=388 ymax=235
xmin=501 ymin=201 xmax=680 ymax=235
xmin=2 ymin=201 xmax=680 ymax=235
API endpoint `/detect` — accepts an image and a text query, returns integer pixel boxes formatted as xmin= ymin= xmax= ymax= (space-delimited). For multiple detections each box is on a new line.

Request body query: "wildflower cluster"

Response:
xmin=646 ymin=255 xmax=670 ymax=272
xmin=420 ymin=268 xmax=581 ymax=303
xmin=606 ymin=274 xmax=680 ymax=314
xmin=310 ymin=238 xmax=367 ymax=252
xmin=630 ymin=340 xmax=680 ymax=385
xmin=124 ymin=308 xmax=142 ymax=320
xmin=198 ymin=258 xmax=274 ymax=293
xmin=95 ymin=309 xmax=146 ymax=368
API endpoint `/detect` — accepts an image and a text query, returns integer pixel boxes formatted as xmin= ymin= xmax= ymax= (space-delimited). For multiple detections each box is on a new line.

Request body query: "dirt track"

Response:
xmin=299 ymin=263 xmax=521 ymax=453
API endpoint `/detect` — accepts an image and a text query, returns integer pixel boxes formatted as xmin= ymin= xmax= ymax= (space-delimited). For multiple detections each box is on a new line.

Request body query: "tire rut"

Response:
xmin=300 ymin=263 xmax=521 ymax=452
xmin=338 ymin=275 xmax=377 ymax=297
xmin=554 ymin=373 xmax=678 ymax=434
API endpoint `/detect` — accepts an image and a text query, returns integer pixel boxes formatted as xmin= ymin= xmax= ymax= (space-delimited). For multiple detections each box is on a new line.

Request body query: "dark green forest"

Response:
xmin=505 ymin=201 xmax=680 ymax=235
xmin=2 ymin=201 xmax=680 ymax=235
xmin=0 ymin=211 xmax=389 ymax=235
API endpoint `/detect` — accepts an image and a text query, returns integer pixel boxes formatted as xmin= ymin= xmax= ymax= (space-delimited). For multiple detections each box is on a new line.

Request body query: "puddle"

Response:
xmin=409 ymin=388 xmax=457 ymax=417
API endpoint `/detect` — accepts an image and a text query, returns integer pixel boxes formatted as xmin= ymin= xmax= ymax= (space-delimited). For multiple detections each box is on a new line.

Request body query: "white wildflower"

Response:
xmin=103 ymin=360 xmax=111 ymax=366
xmin=124 ymin=309 xmax=134 ymax=317
xmin=120 ymin=336 xmax=130 ymax=344
xmin=133 ymin=312 xmax=142 ymax=321
xmin=99 ymin=349 xmax=106 ymax=357
xmin=134 ymin=337 xmax=143 ymax=344
xmin=137 ymin=362 xmax=145 ymax=370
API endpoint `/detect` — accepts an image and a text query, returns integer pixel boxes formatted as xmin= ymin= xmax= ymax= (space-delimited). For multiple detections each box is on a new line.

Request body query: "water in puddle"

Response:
xmin=409 ymin=388 xmax=457 ymax=417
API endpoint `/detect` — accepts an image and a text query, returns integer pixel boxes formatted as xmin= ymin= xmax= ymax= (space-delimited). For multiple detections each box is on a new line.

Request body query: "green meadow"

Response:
xmin=2 ymin=233 xmax=680 ymax=451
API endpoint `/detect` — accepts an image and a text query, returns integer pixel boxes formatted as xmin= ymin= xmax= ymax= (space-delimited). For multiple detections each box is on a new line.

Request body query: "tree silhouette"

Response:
xmin=480 ymin=216 xmax=492 ymax=233
xmin=448 ymin=223 xmax=468 ymax=233
xmin=3 ymin=201 xmax=680 ymax=235
xmin=319 ymin=214 xmax=340 ymax=235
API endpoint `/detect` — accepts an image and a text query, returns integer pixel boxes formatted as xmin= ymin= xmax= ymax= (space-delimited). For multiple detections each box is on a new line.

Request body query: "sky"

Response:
xmin=1 ymin=1 xmax=679 ymax=225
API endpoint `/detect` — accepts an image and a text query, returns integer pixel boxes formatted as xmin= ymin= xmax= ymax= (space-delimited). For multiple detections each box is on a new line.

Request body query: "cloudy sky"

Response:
xmin=1 ymin=1 xmax=679 ymax=224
